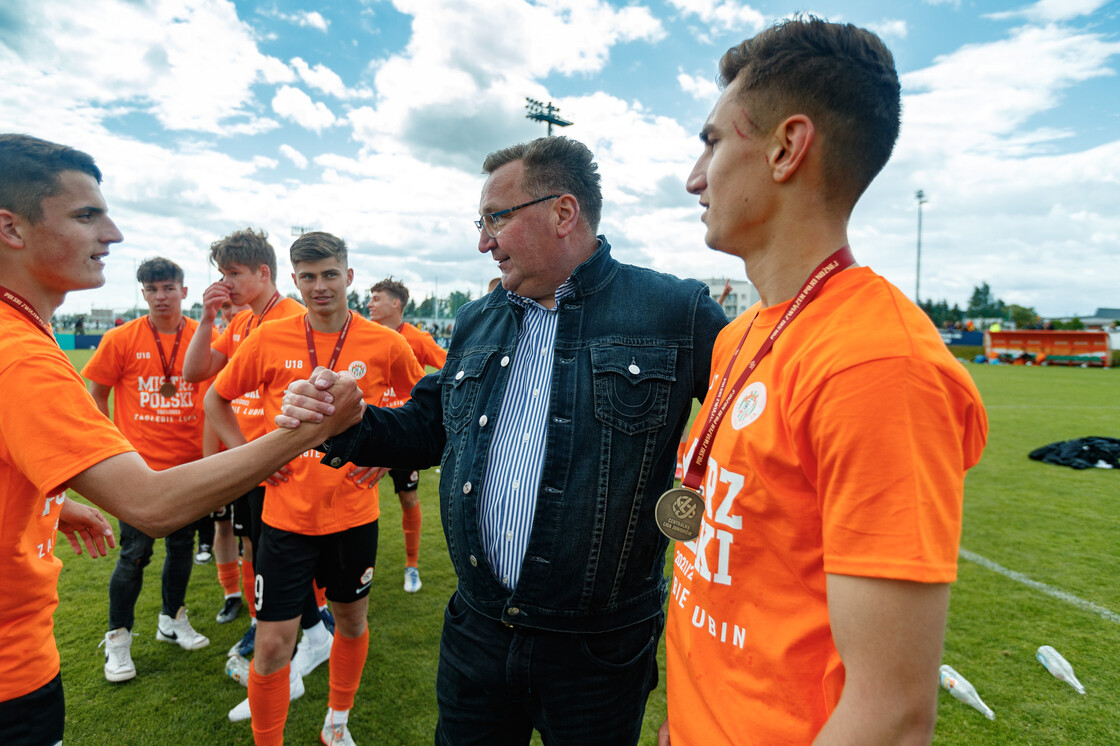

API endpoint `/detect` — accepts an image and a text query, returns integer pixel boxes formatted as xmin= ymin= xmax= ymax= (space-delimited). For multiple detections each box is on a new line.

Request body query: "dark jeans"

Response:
xmin=0 ymin=673 xmax=64 ymax=745
xmin=108 ymin=519 xmax=195 ymax=629
xmin=434 ymin=592 xmax=661 ymax=746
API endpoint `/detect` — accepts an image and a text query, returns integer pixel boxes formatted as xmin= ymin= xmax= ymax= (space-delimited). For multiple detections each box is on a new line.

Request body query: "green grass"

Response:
xmin=53 ymin=357 xmax=1120 ymax=743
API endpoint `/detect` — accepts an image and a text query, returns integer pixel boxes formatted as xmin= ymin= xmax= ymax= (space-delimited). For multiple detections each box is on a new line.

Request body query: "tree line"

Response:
xmin=919 ymin=282 xmax=1084 ymax=329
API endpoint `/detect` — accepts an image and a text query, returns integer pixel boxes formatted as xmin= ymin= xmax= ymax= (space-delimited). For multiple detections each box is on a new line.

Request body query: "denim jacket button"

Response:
xmin=455 ymin=369 xmax=465 ymax=380
xmin=478 ymin=414 xmax=488 ymax=427
xmin=500 ymin=355 xmax=510 ymax=367
xmin=508 ymin=607 xmax=520 ymax=616
xmin=463 ymin=481 xmax=472 ymax=494
xmin=329 ymin=457 xmax=342 ymax=468
xmin=628 ymin=363 xmax=641 ymax=375
xmin=469 ymin=555 xmax=478 ymax=567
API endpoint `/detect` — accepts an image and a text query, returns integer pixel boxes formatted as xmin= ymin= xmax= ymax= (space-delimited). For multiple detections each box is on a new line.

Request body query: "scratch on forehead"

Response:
xmin=732 ymin=105 xmax=758 ymax=140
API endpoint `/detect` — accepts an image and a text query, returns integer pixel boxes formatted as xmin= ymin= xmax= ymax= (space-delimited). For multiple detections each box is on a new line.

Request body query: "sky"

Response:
xmin=2 ymin=0 xmax=1118 ymax=319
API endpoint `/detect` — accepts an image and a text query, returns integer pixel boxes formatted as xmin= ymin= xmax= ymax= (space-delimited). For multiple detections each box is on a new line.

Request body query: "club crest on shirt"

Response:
xmin=348 ymin=360 xmax=367 ymax=379
xmin=731 ymin=381 xmax=766 ymax=430
xmin=361 ymin=567 xmax=374 ymax=585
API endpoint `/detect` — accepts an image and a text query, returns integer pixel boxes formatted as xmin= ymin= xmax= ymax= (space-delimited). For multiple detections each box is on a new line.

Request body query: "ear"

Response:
xmin=0 ymin=209 xmax=26 ymax=250
xmin=181 ymin=286 xmax=188 ymax=300
xmin=258 ymin=264 xmax=271 ymax=282
xmin=553 ymin=194 xmax=580 ymax=238
xmin=768 ymin=114 xmax=815 ymax=183
xmin=345 ymin=268 xmax=354 ymax=288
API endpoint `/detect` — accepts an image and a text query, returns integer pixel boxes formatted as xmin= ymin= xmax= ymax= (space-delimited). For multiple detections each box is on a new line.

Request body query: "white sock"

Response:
xmin=305 ymin=620 xmax=331 ymax=647
xmin=225 ymin=592 xmax=243 ymax=600
xmin=328 ymin=708 xmax=349 ymax=728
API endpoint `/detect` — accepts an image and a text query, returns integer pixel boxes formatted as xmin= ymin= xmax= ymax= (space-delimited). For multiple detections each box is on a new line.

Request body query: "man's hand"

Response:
xmin=349 ymin=466 xmax=387 ymax=489
xmin=57 ymin=499 xmax=116 ymax=558
xmin=657 ymin=719 xmax=671 ymax=746
xmin=200 ymin=280 xmax=233 ymax=322
xmin=264 ymin=464 xmax=294 ymax=487
xmin=276 ymin=367 xmax=349 ymax=429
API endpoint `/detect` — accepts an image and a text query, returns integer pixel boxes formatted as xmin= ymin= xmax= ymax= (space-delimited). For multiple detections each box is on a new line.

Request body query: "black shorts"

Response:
xmin=231 ymin=486 xmax=263 ymax=539
xmin=0 ymin=672 xmax=64 ymax=745
xmin=389 ymin=467 xmax=420 ymax=494
xmin=253 ymin=520 xmax=379 ymax=621
xmin=210 ymin=502 xmax=233 ymax=522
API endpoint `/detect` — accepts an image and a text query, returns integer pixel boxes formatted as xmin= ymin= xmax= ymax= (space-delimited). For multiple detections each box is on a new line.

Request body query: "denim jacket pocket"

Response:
xmin=440 ymin=349 xmax=493 ymax=433
xmin=590 ymin=344 xmax=676 ymax=435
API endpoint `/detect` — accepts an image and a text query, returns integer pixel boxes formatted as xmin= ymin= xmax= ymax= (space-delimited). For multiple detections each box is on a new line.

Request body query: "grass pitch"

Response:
xmin=52 ymin=354 xmax=1119 ymax=744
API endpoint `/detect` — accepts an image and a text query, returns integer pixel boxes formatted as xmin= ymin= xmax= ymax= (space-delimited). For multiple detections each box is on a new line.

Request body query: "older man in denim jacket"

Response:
xmin=284 ymin=136 xmax=727 ymax=746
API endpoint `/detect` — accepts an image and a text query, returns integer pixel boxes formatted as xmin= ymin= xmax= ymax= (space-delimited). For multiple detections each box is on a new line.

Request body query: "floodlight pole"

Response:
xmin=291 ymin=225 xmax=312 ymax=236
xmin=915 ymin=190 xmax=928 ymax=304
xmin=525 ymin=98 xmax=573 ymax=136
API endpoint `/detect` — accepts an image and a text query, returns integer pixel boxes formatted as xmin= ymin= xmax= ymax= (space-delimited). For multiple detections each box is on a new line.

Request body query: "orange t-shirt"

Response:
xmin=665 ymin=267 xmax=988 ymax=745
xmin=212 ymin=296 xmax=305 ymax=443
xmin=0 ymin=305 xmax=135 ymax=702
xmin=81 ymin=316 xmax=204 ymax=470
xmin=214 ymin=311 xmax=425 ymax=534
xmin=380 ymin=322 xmax=444 ymax=408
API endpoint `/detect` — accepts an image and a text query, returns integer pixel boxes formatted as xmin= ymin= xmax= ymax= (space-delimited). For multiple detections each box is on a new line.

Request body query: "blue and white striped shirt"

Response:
xmin=478 ymin=281 xmax=574 ymax=590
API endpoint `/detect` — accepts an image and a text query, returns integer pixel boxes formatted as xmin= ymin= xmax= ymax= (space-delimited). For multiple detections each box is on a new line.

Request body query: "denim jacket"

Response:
xmin=322 ymin=238 xmax=727 ymax=632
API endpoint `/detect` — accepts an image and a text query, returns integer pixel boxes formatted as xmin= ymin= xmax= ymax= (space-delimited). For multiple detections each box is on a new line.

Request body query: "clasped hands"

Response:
xmin=276 ymin=366 xmax=385 ymax=488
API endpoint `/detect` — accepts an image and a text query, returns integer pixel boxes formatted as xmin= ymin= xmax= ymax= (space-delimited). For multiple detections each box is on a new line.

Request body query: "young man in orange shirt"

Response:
xmin=183 ymin=229 xmax=311 ymax=654
xmin=658 ymin=18 xmax=988 ymax=745
xmin=82 ymin=257 xmax=211 ymax=682
xmin=0 ymin=134 xmax=361 ymax=746
xmin=207 ymin=232 xmax=424 ymax=746
xmin=366 ymin=277 xmax=447 ymax=592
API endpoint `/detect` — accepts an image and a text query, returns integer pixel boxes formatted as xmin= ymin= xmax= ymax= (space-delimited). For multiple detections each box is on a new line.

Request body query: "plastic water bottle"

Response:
xmin=1036 ymin=645 xmax=1086 ymax=694
xmin=939 ymin=664 xmax=995 ymax=720
xmin=225 ymin=654 xmax=250 ymax=686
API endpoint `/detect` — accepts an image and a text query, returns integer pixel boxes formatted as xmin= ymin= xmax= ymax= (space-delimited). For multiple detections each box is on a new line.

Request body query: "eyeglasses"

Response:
xmin=474 ymin=195 xmax=560 ymax=239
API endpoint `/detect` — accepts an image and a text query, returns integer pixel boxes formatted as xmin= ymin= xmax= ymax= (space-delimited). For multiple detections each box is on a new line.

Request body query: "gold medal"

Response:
xmin=160 ymin=381 xmax=178 ymax=398
xmin=655 ymin=487 xmax=704 ymax=541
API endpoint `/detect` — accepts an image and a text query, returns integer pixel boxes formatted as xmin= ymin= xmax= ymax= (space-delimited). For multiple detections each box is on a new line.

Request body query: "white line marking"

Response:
xmin=960 ymin=548 xmax=1120 ymax=625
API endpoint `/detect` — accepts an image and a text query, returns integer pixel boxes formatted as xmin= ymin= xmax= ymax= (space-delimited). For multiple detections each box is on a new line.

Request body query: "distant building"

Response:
xmin=1078 ymin=308 xmax=1120 ymax=330
xmin=90 ymin=308 xmax=115 ymax=328
xmin=698 ymin=277 xmax=759 ymax=319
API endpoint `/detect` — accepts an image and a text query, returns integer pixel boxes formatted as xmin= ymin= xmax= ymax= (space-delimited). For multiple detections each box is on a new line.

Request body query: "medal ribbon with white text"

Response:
xmin=244 ymin=291 xmax=281 ymax=338
xmin=681 ymin=245 xmax=856 ymax=491
xmin=147 ymin=316 xmax=185 ymax=396
xmin=305 ymin=310 xmax=353 ymax=372
xmin=0 ymin=285 xmax=55 ymax=340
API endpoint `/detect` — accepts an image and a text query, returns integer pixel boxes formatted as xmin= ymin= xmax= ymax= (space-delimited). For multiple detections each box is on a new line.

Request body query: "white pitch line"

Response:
xmin=959 ymin=548 xmax=1120 ymax=625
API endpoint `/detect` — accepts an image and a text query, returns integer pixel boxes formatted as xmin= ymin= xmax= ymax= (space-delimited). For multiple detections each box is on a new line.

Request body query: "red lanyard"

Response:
xmin=146 ymin=316 xmax=185 ymax=384
xmin=305 ymin=311 xmax=353 ymax=371
xmin=682 ymin=246 xmax=855 ymax=491
xmin=0 ymin=286 xmax=54 ymax=340
xmin=245 ymin=291 xmax=280 ymax=337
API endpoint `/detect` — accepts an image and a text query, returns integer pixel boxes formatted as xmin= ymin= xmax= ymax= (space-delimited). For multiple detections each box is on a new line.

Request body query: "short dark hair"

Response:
xmin=136 ymin=257 xmax=185 ymax=286
xmin=720 ymin=16 xmax=901 ymax=208
xmin=0 ymin=134 xmax=103 ymax=224
xmin=290 ymin=231 xmax=347 ymax=267
xmin=209 ymin=228 xmax=277 ymax=280
xmin=370 ymin=277 xmax=409 ymax=306
xmin=482 ymin=137 xmax=602 ymax=233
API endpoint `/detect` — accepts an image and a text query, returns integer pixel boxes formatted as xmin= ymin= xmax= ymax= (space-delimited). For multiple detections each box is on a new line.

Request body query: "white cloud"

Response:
xmin=899 ymin=24 xmax=1120 ymax=159
xmin=277 ymin=10 xmax=329 ymax=32
xmin=867 ymin=19 xmax=908 ymax=40
xmin=985 ymin=0 xmax=1112 ymax=23
xmin=1 ymin=0 xmax=292 ymax=135
xmin=677 ymin=70 xmax=719 ymax=101
xmin=271 ymin=86 xmax=338 ymax=132
xmin=666 ymin=0 xmax=767 ymax=33
xmin=290 ymin=57 xmax=373 ymax=100
xmin=279 ymin=144 xmax=309 ymax=169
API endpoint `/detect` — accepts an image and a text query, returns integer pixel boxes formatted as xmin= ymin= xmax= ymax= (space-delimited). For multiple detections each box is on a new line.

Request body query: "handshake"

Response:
xmin=275 ymin=366 xmax=364 ymax=431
